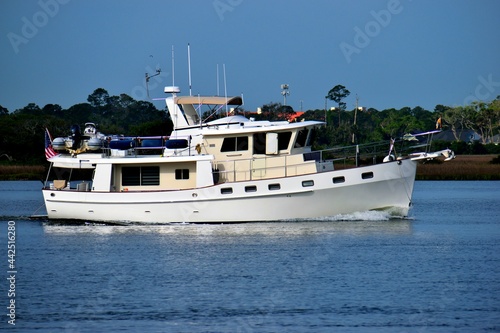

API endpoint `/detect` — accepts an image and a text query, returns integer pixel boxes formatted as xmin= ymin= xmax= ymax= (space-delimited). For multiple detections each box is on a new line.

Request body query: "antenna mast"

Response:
xmin=216 ymin=64 xmax=220 ymax=96
xmin=171 ymin=45 xmax=175 ymax=87
xmin=188 ymin=43 xmax=192 ymax=96
xmin=223 ymin=64 xmax=228 ymax=117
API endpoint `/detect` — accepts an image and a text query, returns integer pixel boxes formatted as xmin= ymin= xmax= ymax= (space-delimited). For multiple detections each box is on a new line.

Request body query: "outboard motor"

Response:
xmin=70 ymin=125 xmax=82 ymax=150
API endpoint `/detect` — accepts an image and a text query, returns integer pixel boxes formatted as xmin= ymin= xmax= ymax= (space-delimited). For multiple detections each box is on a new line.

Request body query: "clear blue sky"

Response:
xmin=1 ymin=0 xmax=499 ymax=113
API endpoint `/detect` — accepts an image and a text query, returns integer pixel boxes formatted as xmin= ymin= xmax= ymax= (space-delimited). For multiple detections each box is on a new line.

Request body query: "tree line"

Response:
xmin=1 ymin=87 xmax=499 ymax=165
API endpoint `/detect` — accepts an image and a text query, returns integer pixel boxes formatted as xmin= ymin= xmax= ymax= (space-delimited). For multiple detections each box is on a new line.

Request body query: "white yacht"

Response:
xmin=42 ymin=86 xmax=454 ymax=224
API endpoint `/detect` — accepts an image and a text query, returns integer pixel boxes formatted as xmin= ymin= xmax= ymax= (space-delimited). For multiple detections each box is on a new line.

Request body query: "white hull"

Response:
xmin=43 ymin=160 xmax=416 ymax=224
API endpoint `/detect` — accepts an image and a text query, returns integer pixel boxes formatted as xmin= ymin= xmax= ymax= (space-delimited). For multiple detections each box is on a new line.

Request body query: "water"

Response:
xmin=0 ymin=181 xmax=499 ymax=332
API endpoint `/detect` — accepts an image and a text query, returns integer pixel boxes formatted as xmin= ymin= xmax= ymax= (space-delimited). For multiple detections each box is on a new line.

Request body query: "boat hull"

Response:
xmin=42 ymin=159 xmax=417 ymax=224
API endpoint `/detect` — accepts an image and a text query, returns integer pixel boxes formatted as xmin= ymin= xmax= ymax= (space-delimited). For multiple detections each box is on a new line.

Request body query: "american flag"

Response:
xmin=45 ymin=128 xmax=59 ymax=160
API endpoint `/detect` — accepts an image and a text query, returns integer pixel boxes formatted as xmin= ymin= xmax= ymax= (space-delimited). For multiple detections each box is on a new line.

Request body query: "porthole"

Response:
xmin=221 ymin=188 xmax=233 ymax=194
xmin=268 ymin=183 xmax=281 ymax=191
xmin=332 ymin=176 xmax=345 ymax=184
xmin=362 ymin=172 xmax=374 ymax=179
xmin=302 ymin=180 xmax=314 ymax=187
xmin=245 ymin=185 xmax=257 ymax=193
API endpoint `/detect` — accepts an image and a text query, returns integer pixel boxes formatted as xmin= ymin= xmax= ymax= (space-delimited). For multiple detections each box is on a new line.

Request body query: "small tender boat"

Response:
xmin=42 ymin=87 xmax=454 ymax=224
xmin=51 ymin=123 xmax=108 ymax=154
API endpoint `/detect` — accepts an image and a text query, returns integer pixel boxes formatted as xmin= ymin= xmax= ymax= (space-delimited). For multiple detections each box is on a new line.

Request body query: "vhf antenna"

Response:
xmin=145 ymin=59 xmax=161 ymax=99
xmin=188 ymin=43 xmax=192 ymax=96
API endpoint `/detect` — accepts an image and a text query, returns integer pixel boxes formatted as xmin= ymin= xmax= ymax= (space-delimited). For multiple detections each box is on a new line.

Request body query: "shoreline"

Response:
xmin=1 ymin=155 xmax=499 ymax=181
xmin=416 ymin=155 xmax=500 ymax=180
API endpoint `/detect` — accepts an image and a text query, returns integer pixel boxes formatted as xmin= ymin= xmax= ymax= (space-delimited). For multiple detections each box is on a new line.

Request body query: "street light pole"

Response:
xmin=281 ymin=84 xmax=290 ymax=105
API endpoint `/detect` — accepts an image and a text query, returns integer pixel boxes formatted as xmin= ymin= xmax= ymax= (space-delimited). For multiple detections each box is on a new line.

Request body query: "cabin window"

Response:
xmin=122 ymin=166 xmax=159 ymax=186
xmin=253 ymin=133 xmax=266 ymax=154
xmin=302 ymin=180 xmax=314 ymax=187
xmin=294 ymin=129 xmax=309 ymax=148
xmin=122 ymin=167 xmax=140 ymax=186
xmin=221 ymin=136 xmax=248 ymax=152
xmin=278 ymin=132 xmax=292 ymax=150
xmin=268 ymin=183 xmax=281 ymax=191
xmin=362 ymin=172 xmax=374 ymax=179
xmin=175 ymin=169 xmax=190 ymax=180
xmin=333 ymin=176 xmax=345 ymax=184
xmin=306 ymin=128 xmax=316 ymax=146
xmin=245 ymin=185 xmax=257 ymax=193
xmin=254 ymin=131 xmax=292 ymax=154
xmin=221 ymin=187 xmax=233 ymax=194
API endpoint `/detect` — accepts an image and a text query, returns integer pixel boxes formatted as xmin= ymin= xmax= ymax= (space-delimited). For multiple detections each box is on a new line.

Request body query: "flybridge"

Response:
xmin=164 ymin=85 xmax=245 ymax=129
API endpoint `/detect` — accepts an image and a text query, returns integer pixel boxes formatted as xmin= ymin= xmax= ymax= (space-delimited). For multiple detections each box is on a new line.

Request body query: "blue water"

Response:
xmin=0 ymin=181 xmax=499 ymax=332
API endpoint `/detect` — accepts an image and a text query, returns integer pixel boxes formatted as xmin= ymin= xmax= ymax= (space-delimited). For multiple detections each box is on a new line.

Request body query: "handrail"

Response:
xmin=214 ymin=154 xmax=309 ymax=183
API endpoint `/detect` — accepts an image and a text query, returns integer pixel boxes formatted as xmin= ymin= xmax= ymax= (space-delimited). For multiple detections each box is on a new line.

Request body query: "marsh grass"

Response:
xmin=417 ymin=155 xmax=500 ymax=180
xmin=0 ymin=165 xmax=46 ymax=180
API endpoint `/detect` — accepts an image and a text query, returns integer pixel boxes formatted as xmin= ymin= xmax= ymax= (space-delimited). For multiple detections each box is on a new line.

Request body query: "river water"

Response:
xmin=0 ymin=180 xmax=499 ymax=332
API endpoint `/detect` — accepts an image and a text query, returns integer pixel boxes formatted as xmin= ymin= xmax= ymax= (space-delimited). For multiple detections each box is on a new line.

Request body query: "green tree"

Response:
xmin=87 ymin=88 xmax=110 ymax=110
xmin=326 ymin=85 xmax=350 ymax=128
xmin=0 ymin=105 xmax=8 ymax=116
xmin=256 ymin=103 xmax=295 ymax=121
xmin=443 ymin=106 xmax=474 ymax=141
xmin=469 ymin=100 xmax=500 ymax=144
xmin=41 ymin=104 xmax=63 ymax=116
xmin=66 ymin=103 xmax=93 ymax=126
xmin=14 ymin=103 xmax=41 ymax=115
xmin=488 ymin=98 xmax=500 ymax=143
xmin=434 ymin=104 xmax=450 ymax=114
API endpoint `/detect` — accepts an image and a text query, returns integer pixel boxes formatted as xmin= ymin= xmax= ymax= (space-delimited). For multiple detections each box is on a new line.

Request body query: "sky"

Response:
xmin=1 ymin=0 xmax=500 ymax=114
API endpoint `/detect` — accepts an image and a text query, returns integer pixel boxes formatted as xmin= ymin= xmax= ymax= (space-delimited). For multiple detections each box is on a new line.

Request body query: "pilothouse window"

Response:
xmin=221 ymin=136 xmax=248 ymax=152
xmin=294 ymin=129 xmax=309 ymax=148
xmin=253 ymin=133 xmax=266 ymax=154
xmin=253 ymin=132 xmax=292 ymax=154
xmin=278 ymin=132 xmax=292 ymax=150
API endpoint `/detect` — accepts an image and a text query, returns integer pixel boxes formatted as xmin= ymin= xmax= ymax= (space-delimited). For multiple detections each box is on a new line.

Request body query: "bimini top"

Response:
xmin=174 ymin=96 xmax=243 ymax=106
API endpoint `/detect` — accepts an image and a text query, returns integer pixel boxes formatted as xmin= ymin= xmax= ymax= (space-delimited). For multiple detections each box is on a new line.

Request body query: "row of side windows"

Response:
xmin=221 ymin=183 xmax=282 ymax=194
xmin=220 ymin=132 xmax=294 ymax=154
xmin=220 ymin=171 xmax=375 ymax=194
xmin=333 ymin=172 xmax=374 ymax=184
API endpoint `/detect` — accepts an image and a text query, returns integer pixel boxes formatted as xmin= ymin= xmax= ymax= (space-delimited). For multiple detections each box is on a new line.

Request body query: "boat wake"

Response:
xmin=295 ymin=209 xmax=411 ymax=222
xmin=324 ymin=211 xmax=393 ymax=221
